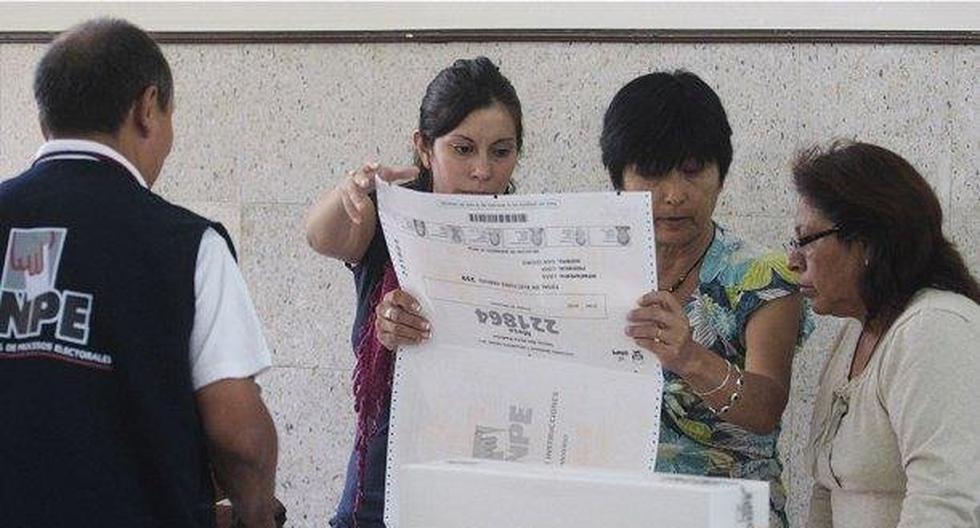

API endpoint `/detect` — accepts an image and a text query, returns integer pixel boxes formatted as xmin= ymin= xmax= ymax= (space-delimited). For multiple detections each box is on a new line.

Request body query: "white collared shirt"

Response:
xmin=34 ymin=140 xmax=271 ymax=389
xmin=35 ymin=139 xmax=149 ymax=188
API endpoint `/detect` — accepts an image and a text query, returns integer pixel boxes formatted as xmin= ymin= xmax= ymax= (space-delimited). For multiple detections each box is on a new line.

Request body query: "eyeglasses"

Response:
xmin=784 ymin=227 xmax=840 ymax=253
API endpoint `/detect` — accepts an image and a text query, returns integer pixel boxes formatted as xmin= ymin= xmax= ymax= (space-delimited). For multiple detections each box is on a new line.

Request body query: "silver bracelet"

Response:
xmin=707 ymin=363 xmax=744 ymax=416
xmin=691 ymin=359 xmax=733 ymax=397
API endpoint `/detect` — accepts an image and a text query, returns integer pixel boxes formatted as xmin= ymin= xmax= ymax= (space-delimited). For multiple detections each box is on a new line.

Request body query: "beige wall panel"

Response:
xmin=950 ymin=47 xmax=979 ymax=267
xmin=797 ymin=45 xmax=954 ymax=218
xmin=229 ymin=44 xmax=385 ymax=205
xmin=155 ymin=45 xmax=248 ymax=204
xmin=0 ymin=44 xmax=44 ymax=179
xmin=241 ymin=203 xmax=357 ymax=370
xmin=258 ymin=366 xmax=356 ymax=525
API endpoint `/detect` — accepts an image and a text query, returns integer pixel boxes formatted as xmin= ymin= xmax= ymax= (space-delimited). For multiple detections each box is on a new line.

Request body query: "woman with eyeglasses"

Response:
xmin=605 ymin=70 xmax=812 ymax=528
xmin=790 ymin=141 xmax=980 ymax=528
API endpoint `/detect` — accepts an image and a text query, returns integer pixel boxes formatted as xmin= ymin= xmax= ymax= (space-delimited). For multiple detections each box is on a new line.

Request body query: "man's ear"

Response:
xmin=132 ymin=85 xmax=163 ymax=138
xmin=412 ymin=130 xmax=431 ymax=169
xmin=39 ymin=112 xmax=51 ymax=140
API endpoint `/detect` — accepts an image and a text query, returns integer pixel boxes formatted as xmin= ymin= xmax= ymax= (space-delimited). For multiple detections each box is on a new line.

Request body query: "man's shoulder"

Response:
xmin=0 ymin=165 xmax=44 ymax=200
xmin=0 ymin=176 xmax=19 ymax=202
xmin=135 ymin=193 xmax=240 ymax=257
xmin=3 ymin=158 xmax=231 ymax=253
xmin=141 ymin=192 xmax=213 ymax=227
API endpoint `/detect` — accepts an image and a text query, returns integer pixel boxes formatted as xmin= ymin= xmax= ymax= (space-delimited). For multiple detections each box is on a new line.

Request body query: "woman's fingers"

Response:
xmin=657 ymin=290 xmax=685 ymax=313
xmin=625 ymin=323 xmax=664 ymax=341
xmin=634 ymin=338 xmax=668 ymax=356
xmin=628 ymin=291 xmax=686 ymax=339
xmin=338 ymin=163 xmax=375 ymax=224
xmin=340 ymin=188 xmax=364 ymax=225
xmin=627 ymin=303 xmax=671 ymax=323
xmin=353 ymin=161 xmax=413 ymax=192
xmin=380 ymin=304 xmax=430 ymax=334
xmin=377 ymin=320 xmax=427 ymax=347
xmin=375 ymin=289 xmax=431 ymax=349
xmin=625 ymin=289 xmax=695 ymax=372
xmin=636 ymin=290 xmax=683 ymax=313
xmin=341 ymin=162 xmax=417 ymax=226
xmin=386 ymin=289 xmax=423 ymax=314
xmin=377 ymin=165 xmax=420 ymax=184
xmin=352 ymin=162 xmax=379 ymax=190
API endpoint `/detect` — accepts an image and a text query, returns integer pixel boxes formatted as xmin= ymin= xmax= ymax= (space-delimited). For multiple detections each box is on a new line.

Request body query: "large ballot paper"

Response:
xmin=376 ymin=181 xmax=664 ymax=527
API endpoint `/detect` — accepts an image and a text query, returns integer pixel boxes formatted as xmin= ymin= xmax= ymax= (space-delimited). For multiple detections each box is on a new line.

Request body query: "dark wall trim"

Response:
xmin=2 ymin=28 xmax=977 ymax=45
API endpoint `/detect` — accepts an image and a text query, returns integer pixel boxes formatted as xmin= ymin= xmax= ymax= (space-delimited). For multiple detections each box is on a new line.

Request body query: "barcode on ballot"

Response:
xmin=468 ymin=212 xmax=528 ymax=223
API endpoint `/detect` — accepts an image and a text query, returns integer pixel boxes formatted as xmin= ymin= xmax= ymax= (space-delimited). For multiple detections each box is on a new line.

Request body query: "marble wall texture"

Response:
xmin=1 ymin=41 xmax=976 ymax=527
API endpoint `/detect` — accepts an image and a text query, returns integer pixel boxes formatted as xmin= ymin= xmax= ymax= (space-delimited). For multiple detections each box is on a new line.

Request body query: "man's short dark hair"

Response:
xmin=34 ymin=18 xmax=172 ymax=136
xmin=601 ymin=70 xmax=733 ymax=189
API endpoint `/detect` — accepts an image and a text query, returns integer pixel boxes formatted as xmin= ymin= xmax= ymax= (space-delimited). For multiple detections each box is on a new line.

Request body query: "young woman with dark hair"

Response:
xmin=791 ymin=141 xmax=980 ymax=528
xmin=305 ymin=56 xmax=523 ymax=528
xmin=605 ymin=70 xmax=811 ymax=528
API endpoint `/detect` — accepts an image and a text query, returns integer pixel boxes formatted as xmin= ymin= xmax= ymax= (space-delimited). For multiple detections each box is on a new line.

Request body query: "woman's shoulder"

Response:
xmin=878 ymin=289 xmax=980 ymax=382
xmin=701 ymin=223 xmax=800 ymax=293
xmin=898 ymin=288 xmax=980 ymax=324
xmin=888 ymin=289 xmax=980 ymax=346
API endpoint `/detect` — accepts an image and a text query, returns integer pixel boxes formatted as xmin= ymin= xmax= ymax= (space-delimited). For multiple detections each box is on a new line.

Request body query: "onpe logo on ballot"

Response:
xmin=1 ymin=228 xmax=92 ymax=345
xmin=472 ymin=405 xmax=533 ymax=462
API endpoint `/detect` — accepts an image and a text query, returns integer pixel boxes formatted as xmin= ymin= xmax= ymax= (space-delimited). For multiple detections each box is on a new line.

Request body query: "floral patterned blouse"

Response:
xmin=654 ymin=223 xmax=813 ymax=528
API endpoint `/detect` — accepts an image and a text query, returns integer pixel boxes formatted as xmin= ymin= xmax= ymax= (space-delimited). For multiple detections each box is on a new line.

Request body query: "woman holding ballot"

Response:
xmin=604 ymin=70 xmax=811 ymax=528
xmin=305 ymin=56 xmax=523 ymax=528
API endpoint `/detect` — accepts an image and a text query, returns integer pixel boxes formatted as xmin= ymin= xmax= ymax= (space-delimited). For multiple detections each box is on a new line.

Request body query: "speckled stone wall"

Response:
xmin=1 ymin=41 xmax=976 ymax=527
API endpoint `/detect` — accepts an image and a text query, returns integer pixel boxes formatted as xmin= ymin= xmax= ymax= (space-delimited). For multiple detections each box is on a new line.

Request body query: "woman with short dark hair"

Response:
xmin=792 ymin=141 xmax=980 ymax=528
xmin=605 ymin=71 xmax=811 ymax=528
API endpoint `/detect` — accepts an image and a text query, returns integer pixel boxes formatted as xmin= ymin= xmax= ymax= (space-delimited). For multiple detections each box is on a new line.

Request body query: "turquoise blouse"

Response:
xmin=655 ymin=224 xmax=813 ymax=528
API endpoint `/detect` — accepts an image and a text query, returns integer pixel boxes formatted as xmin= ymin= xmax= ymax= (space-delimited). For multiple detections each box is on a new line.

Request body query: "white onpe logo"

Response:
xmin=1 ymin=228 xmax=94 ymax=346
xmin=1 ymin=228 xmax=66 ymax=301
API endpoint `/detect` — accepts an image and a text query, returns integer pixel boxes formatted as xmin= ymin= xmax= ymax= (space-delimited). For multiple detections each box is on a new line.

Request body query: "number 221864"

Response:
xmin=474 ymin=308 xmax=559 ymax=335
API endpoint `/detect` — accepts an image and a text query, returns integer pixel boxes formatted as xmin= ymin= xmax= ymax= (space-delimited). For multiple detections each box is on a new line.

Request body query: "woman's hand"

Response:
xmin=626 ymin=290 xmax=700 ymax=376
xmin=306 ymin=161 xmax=418 ymax=261
xmin=339 ymin=162 xmax=419 ymax=225
xmin=627 ymin=290 xmax=802 ymax=433
xmin=338 ymin=162 xmax=379 ymax=225
xmin=375 ymin=288 xmax=430 ymax=350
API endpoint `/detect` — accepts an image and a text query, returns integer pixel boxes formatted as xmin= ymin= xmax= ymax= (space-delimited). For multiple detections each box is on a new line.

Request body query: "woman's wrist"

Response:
xmin=690 ymin=359 xmax=732 ymax=397
xmin=677 ymin=343 xmax=727 ymax=391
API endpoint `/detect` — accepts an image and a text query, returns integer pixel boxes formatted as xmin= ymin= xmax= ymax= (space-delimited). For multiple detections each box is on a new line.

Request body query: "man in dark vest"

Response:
xmin=0 ymin=18 xmax=281 ymax=528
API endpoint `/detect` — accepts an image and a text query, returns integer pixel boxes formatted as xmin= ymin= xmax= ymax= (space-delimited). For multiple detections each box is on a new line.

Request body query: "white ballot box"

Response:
xmin=398 ymin=459 xmax=769 ymax=528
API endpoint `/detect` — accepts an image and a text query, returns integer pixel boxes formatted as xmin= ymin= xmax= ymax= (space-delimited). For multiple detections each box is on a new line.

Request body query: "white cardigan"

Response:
xmin=805 ymin=288 xmax=980 ymax=528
